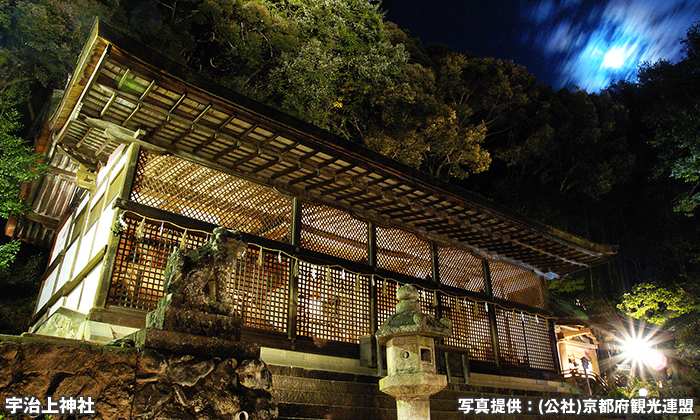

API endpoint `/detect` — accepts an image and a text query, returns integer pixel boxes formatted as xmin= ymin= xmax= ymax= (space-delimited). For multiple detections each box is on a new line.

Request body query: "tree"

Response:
xmin=497 ymin=87 xmax=634 ymax=201
xmin=0 ymin=109 xmax=47 ymax=269
xmin=618 ymin=282 xmax=698 ymax=325
xmin=363 ymin=37 xmax=546 ymax=180
xmin=364 ymin=61 xmax=490 ymax=179
xmin=0 ymin=109 xmax=47 ymax=218
xmin=629 ymin=23 xmax=700 ymax=215
xmin=0 ymin=0 xmax=114 ymax=115
xmin=115 ymin=0 xmax=407 ymax=141
xmin=267 ymin=0 xmax=407 ymax=138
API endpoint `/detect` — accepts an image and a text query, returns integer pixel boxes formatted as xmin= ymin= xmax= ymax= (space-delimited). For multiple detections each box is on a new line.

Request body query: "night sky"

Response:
xmin=380 ymin=0 xmax=700 ymax=91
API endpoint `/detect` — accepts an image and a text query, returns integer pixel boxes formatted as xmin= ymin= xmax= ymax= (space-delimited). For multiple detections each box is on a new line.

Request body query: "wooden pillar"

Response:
xmin=369 ymin=221 xmax=378 ymax=336
xmin=368 ymin=222 xmax=381 ymax=370
xmin=287 ymin=197 xmax=302 ymax=342
xmin=431 ymin=242 xmax=442 ymax=320
xmin=482 ymin=259 xmax=501 ymax=369
xmin=92 ymin=143 xmax=140 ymax=311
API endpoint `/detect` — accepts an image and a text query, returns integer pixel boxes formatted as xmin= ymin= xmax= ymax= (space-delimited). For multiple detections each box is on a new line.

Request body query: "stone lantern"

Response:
xmin=376 ymin=284 xmax=452 ymax=420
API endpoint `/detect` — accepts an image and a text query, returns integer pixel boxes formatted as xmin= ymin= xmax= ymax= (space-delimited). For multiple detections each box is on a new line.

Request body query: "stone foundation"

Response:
xmin=0 ymin=335 xmax=277 ymax=419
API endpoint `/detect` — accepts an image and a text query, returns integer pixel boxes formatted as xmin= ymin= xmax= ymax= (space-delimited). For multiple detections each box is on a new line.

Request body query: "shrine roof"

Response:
xmin=33 ymin=21 xmax=617 ymax=276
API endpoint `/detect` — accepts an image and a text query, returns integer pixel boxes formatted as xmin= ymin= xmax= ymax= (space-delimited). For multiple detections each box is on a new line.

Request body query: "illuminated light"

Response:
xmin=638 ymin=388 xmax=648 ymax=397
xmin=621 ymin=336 xmax=668 ymax=371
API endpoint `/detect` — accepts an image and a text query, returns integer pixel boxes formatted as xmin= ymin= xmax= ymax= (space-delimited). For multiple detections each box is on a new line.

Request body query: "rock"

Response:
xmin=0 ymin=337 xmax=277 ymax=419
xmin=137 ymin=349 xmax=166 ymax=383
xmin=165 ymin=358 xmax=216 ymax=387
xmin=237 ymin=359 xmax=272 ymax=391
xmin=162 ymin=227 xmax=246 ymax=317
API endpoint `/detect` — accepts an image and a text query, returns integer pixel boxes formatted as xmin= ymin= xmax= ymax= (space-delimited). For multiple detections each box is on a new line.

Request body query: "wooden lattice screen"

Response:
xmin=109 ymin=216 xmax=206 ymax=310
xmin=495 ymin=308 xmax=556 ymax=371
xmin=438 ymin=245 xmax=485 ymax=292
xmin=296 ymin=261 xmax=370 ymax=343
xmin=488 ymin=261 xmax=546 ymax=309
xmin=301 ymin=203 xmax=368 ymax=263
xmin=130 ymin=151 xmax=293 ymax=243
xmin=234 ymin=246 xmax=290 ymax=333
xmin=441 ymin=295 xmax=495 ymax=363
xmin=376 ymin=226 xmax=432 ymax=280
xmin=106 ymin=200 xmax=557 ymax=370
xmin=108 ymin=215 xmax=290 ymax=333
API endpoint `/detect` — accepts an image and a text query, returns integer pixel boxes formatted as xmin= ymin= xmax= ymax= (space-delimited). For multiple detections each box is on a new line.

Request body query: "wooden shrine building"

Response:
xmin=11 ymin=21 xmax=617 ymax=387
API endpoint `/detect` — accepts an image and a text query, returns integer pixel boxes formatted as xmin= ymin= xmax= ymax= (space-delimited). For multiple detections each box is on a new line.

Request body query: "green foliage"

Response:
xmin=617 ymin=282 xmax=698 ymax=325
xmin=497 ymin=87 xmax=634 ymax=201
xmin=365 ymin=61 xmax=490 ymax=179
xmin=0 ymin=0 xmax=113 ymax=106
xmin=0 ymin=109 xmax=48 ymax=218
xmin=607 ymin=374 xmax=661 ymax=399
xmin=631 ymin=23 xmax=700 ymax=215
xmin=547 ymin=273 xmax=585 ymax=294
xmin=364 ymin=44 xmax=544 ymax=180
xmin=0 ymin=239 xmax=20 ymax=275
xmin=268 ymin=0 xmax=407 ymax=137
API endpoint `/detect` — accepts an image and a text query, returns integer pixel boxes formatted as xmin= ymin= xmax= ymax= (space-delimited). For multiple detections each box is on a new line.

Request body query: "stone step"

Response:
xmin=277 ymin=402 xmax=396 ymax=420
xmin=272 ymin=388 xmax=395 ymax=410
xmin=269 ymin=363 xmax=601 ymax=420
xmin=273 ymin=374 xmax=381 ymax=395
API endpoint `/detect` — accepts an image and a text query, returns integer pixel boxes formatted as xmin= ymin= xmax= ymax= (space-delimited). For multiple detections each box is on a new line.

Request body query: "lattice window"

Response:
xmin=109 ymin=217 xmax=207 ymax=310
xmin=301 ymin=203 xmax=368 ymax=263
xmin=376 ymin=226 xmax=432 ymax=280
xmin=495 ymin=308 xmax=556 ymax=371
xmin=438 ymin=245 xmax=485 ymax=292
xmin=523 ymin=313 xmax=557 ymax=371
xmin=296 ymin=262 xmax=370 ymax=343
xmin=488 ymin=261 xmax=546 ymax=309
xmin=376 ymin=280 xmax=436 ymax=328
xmin=130 ymin=151 xmax=292 ymax=242
xmin=441 ymin=295 xmax=494 ymax=363
xmin=232 ymin=246 xmax=290 ymax=332
xmin=108 ymin=215 xmax=290 ymax=333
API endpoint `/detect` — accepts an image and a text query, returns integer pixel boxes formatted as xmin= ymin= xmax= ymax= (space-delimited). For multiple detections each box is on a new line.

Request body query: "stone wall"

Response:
xmin=0 ymin=335 xmax=277 ymax=419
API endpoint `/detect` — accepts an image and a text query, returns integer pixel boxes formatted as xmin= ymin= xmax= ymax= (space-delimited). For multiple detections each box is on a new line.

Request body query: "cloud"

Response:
xmin=520 ymin=0 xmax=700 ymax=90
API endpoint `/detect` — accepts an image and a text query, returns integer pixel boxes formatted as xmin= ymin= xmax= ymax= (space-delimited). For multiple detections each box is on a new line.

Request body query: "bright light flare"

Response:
xmin=621 ymin=337 xmax=667 ymax=371
xmin=617 ymin=323 xmax=669 ymax=374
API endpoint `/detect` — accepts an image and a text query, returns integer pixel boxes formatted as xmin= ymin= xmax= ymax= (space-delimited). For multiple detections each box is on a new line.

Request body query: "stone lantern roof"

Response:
xmin=376 ymin=284 xmax=452 ymax=345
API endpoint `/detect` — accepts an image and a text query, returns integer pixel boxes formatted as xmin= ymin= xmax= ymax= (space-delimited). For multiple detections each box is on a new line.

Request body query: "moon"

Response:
xmin=602 ymin=46 xmax=629 ymax=69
